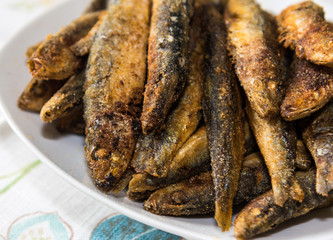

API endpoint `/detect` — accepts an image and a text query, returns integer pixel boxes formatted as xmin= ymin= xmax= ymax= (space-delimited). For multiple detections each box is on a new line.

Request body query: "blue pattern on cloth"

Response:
xmin=91 ymin=214 xmax=180 ymax=240
xmin=8 ymin=212 xmax=72 ymax=240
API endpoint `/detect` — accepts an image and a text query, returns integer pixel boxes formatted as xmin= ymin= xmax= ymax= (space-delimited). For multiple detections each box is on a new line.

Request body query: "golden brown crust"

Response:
xmin=246 ymin=102 xmax=304 ymax=206
xmin=224 ymin=0 xmax=286 ymax=118
xmin=143 ymin=153 xmax=271 ymax=216
xmin=295 ymin=140 xmax=314 ymax=170
xmin=302 ymin=102 xmax=333 ymax=196
xmin=234 ymin=170 xmax=332 ymax=239
xmin=84 ymin=1 xmax=150 ymax=193
xmin=131 ymin=8 xmax=203 ymax=178
xmin=70 ymin=11 xmax=106 ymax=56
xmin=40 ymin=68 xmax=85 ymax=123
xmin=202 ymin=4 xmax=245 ymax=231
xmin=277 ymin=1 xmax=333 ymax=67
xmin=128 ymin=126 xmax=210 ymax=201
xmin=28 ymin=11 xmax=101 ymax=80
xmin=281 ymin=57 xmax=333 ymax=121
xmin=140 ymin=0 xmax=194 ymax=134
xmin=17 ymin=78 xmax=65 ymax=112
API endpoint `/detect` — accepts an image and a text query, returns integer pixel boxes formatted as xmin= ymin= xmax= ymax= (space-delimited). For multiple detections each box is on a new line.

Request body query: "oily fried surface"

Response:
xmin=28 ymin=11 xmax=101 ymax=80
xmin=281 ymin=57 xmax=333 ymax=121
xmin=84 ymin=0 xmax=150 ymax=193
xmin=140 ymin=0 xmax=194 ymax=134
xmin=277 ymin=1 xmax=333 ymax=67
xmin=234 ymin=170 xmax=332 ymax=239
xmin=303 ymin=102 xmax=333 ymax=196
xmin=202 ymin=4 xmax=245 ymax=231
xmin=225 ymin=0 xmax=286 ymax=118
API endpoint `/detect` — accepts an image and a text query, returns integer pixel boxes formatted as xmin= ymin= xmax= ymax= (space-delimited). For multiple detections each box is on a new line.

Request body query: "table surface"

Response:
xmin=0 ymin=1 xmax=180 ymax=239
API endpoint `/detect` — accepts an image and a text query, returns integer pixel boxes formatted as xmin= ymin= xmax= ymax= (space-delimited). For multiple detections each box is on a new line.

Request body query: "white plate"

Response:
xmin=0 ymin=0 xmax=332 ymax=239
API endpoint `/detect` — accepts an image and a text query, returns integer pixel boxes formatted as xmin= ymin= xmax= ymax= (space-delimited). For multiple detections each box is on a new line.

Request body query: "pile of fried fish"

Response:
xmin=18 ymin=0 xmax=332 ymax=238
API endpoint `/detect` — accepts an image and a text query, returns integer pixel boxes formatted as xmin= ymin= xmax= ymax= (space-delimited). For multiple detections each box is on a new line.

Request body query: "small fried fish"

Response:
xmin=295 ymin=139 xmax=313 ymax=171
xmin=140 ymin=0 xmax=194 ymax=134
xmin=224 ymin=0 xmax=286 ymax=118
xmin=84 ymin=0 xmax=150 ymax=193
xmin=234 ymin=169 xmax=333 ymax=239
xmin=246 ymin=103 xmax=304 ymax=206
xmin=54 ymin=105 xmax=85 ymax=135
xmin=40 ymin=68 xmax=85 ymax=123
xmin=202 ymin=4 xmax=245 ymax=231
xmin=144 ymin=152 xmax=271 ymax=216
xmin=83 ymin=0 xmax=107 ymax=13
xmin=281 ymin=57 xmax=333 ymax=121
xmin=28 ymin=11 xmax=101 ymax=80
xmin=277 ymin=1 xmax=333 ymax=67
xmin=17 ymin=78 xmax=65 ymax=112
xmin=128 ymin=126 xmax=210 ymax=201
xmin=302 ymin=102 xmax=333 ymax=196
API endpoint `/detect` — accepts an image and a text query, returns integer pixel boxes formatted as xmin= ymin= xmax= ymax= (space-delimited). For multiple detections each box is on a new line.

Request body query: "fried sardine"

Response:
xmin=128 ymin=126 xmax=210 ymax=201
xmin=281 ymin=57 xmax=333 ymax=121
xmin=234 ymin=169 xmax=333 ymax=239
xmin=202 ymin=4 xmax=245 ymax=231
xmin=84 ymin=0 xmax=150 ymax=192
xmin=144 ymin=152 xmax=271 ymax=216
xmin=224 ymin=0 xmax=286 ymax=118
xmin=28 ymin=11 xmax=101 ymax=80
xmin=140 ymin=0 xmax=194 ymax=134
xmin=246 ymin=103 xmax=304 ymax=206
xmin=131 ymin=7 xmax=203 ymax=178
xmin=277 ymin=1 xmax=333 ymax=68
xmin=17 ymin=78 xmax=65 ymax=112
xmin=40 ymin=68 xmax=85 ymax=123
xmin=303 ymin=102 xmax=333 ymax=196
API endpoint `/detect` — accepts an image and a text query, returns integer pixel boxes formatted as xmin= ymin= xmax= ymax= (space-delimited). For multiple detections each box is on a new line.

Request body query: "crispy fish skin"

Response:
xmin=144 ymin=153 xmax=271 ymax=216
xmin=224 ymin=0 xmax=285 ymax=118
xmin=128 ymin=126 xmax=210 ymax=201
xmin=17 ymin=78 xmax=65 ymax=112
xmin=70 ymin=11 xmax=106 ymax=57
xmin=83 ymin=0 xmax=107 ymax=13
xmin=140 ymin=0 xmax=194 ymax=134
xmin=277 ymin=1 xmax=333 ymax=68
xmin=28 ymin=11 xmax=101 ymax=80
xmin=234 ymin=169 xmax=333 ymax=239
xmin=302 ymin=102 xmax=333 ymax=196
xmin=202 ymin=4 xmax=245 ymax=231
xmin=246 ymin=103 xmax=304 ymax=206
xmin=281 ymin=57 xmax=333 ymax=121
xmin=295 ymin=139 xmax=313 ymax=170
xmin=55 ymin=105 xmax=85 ymax=135
xmin=25 ymin=41 xmax=43 ymax=59
xmin=40 ymin=69 xmax=85 ymax=123
xmin=84 ymin=0 xmax=150 ymax=193
xmin=131 ymin=9 xmax=203 ymax=178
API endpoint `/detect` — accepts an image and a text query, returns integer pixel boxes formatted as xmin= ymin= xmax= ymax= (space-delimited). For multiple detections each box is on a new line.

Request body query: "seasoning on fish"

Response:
xmin=70 ymin=11 xmax=106 ymax=56
xmin=302 ymin=102 xmax=333 ymax=196
xmin=281 ymin=57 xmax=333 ymax=121
xmin=131 ymin=7 xmax=203 ymax=177
xmin=224 ymin=0 xmax=286 ymax=118
xmin=295 ymin=139 xmax=313 ymax=171
xmin=84 ymin=0 xmax=150 ymax=193
xmin=144 ymin=152 xmax=271 ymax=216
xmin=140 ymin=0 xmax=194 ymax=134
xmin=277 ymin=1 xmax=333 ymax=68
xmin=17 ymin=78 xmax=65 ymax=112
xmin=83 ymin=0 xmax=107 ymax=13
xmin=55 ymin=105 xmax=85 ymax=135
xmin=128 ymin=126 xmax=210 ymax=201
xmin=28 ymin=11 xmax=101 ymax=80
xmin=202 ymin=4 xmax=245 ymax=231
xmin=246 ymin=103 xmax=304 ymax=206
xmin=25 ymin=41 xmax=43 ymax=59
xmin=234 ymin=169 xmax=333 ymax=239
xmin=40 ymin=68 xmax=85 ymax=123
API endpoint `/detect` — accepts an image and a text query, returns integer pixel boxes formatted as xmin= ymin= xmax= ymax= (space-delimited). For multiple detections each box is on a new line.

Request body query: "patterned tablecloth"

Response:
xmin=0 ymin=1 xmax=180 ymax=239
